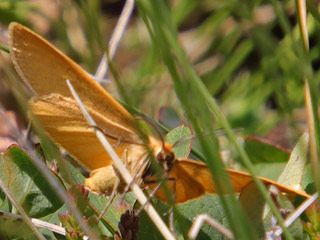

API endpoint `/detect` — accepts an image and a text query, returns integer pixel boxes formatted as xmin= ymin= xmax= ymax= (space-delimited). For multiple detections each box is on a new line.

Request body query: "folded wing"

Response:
xmin=30 ymin=94 xmax=140 ymax=170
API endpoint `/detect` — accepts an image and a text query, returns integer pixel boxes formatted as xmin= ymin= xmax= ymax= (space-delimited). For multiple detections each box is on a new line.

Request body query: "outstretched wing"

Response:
xmin=153 ymin=159 xmax=310 ymax=203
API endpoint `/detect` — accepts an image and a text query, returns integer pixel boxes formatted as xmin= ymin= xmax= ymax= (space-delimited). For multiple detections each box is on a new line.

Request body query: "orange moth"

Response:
xmin=8 ymin=22 xmax=310 ymax=203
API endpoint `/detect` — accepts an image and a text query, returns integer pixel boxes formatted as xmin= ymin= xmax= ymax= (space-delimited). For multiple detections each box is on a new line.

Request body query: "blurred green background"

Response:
xmin=0 ymin=0 xmax=315 ymax=149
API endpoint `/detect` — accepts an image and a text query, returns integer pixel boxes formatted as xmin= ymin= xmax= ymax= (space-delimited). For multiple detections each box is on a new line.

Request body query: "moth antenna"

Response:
xmin=172 ymin=134 xmax=195 ymax=148
xmin=172 ymin=128 xmax=244 ymax=148
xmin=213 ymin=128 xmax=244 ymax=137
xmin=137 ymin=171 xmax=174 ymax=215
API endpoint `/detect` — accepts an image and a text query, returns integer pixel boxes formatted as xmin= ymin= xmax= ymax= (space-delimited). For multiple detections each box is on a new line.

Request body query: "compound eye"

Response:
xmin=164 ymin=153 xmax=174 ymax=162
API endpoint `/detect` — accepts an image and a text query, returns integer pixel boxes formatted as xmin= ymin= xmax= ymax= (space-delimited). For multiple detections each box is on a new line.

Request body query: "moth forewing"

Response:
xmin=9 ymin=22 xmax=140 ymax=143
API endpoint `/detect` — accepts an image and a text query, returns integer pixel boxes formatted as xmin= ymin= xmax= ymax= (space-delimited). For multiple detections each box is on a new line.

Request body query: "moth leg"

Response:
xmin=118 ymin=150 xmax=133 ymax=201
xmin=139 ymin=177 xmax=177 ymax=235
xmin=90 ymin=125 xmax=123 ymax=147
xmin=90 ymin=125 xmax=137 ymax=145
xmin=97 ymin=150 xmax=128 ymax=220
xmin=98 ymin=175 xmax=120 ymax=220
xmin=135 ymin=181 xmax=161 ymax=215
xmin=137 ymin=176 xmax=176 ymax=215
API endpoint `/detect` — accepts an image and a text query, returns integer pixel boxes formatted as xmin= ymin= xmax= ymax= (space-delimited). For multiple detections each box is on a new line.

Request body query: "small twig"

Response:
xmin=95 ymin=0 xmax=135 ymax=80
xmin=188 ymin=214 xmax=234 ymax=240
xmin=274 ymin=193 xmax=318 ymax=237
xmin=66 ymin=79 xmax=176 ymax=240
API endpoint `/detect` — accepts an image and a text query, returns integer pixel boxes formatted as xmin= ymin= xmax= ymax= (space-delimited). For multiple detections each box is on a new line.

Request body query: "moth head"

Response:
xmin=148 ymin=136 xmax=175 ymax=173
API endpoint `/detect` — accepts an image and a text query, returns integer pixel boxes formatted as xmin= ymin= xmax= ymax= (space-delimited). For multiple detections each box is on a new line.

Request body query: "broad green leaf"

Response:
xmin=0 ymin=154 xmax=11 ymax=212
xmin=301 ymin=164 xmax=314 ymax=190
xmin=245 ymin=136 xmax=290 ymax=163
xmin=165 ymin=125 xmax=192 ymax=159
xmin=64 ymin=159 xmax=85 ymax=185
xmin=253 ymin=162 xmax=286 ymax=180
xmin=177 ymin=194 xmax=229 ymax=240
xmin=277 ymin=132 xmax=309 ymax=188
xmin=0 ymin=145 xmax=63 ymax=217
